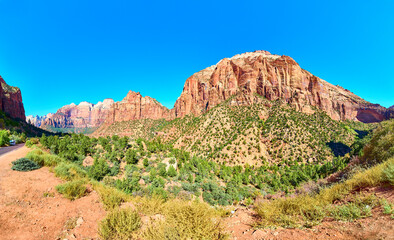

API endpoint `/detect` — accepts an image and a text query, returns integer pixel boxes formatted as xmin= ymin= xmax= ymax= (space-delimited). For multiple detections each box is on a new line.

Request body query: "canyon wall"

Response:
xmin=0 ymin=76 xmax=25 ymax=120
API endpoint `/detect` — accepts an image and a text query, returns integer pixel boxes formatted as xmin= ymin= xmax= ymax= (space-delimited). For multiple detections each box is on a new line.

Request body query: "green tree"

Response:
xmin=89 ymin=159 xmax=109 ymax=181
xmin=125 ymin=149 xmax=138 ymax=164
xmin=167 ymin=166 xmax=177 ymax=177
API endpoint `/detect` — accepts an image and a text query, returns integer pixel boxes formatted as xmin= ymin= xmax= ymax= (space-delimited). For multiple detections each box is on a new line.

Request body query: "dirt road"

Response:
xmin=0 ymin=144 xmax=25 ymax=157
xmin=0 ymin=146 xmax=106 ymax=240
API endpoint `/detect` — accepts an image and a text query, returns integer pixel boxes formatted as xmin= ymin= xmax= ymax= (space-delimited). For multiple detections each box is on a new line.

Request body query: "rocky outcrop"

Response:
xmin=42 ymin=99 xmax=114 ymax=129
xmin=105 ymin=91 xmax=172 ymax=124
xmin=174 ymin=51 xmax=392 ymax=123
xmin=0 ymin=76 xmax=25 ymax=120
xmin=26 ymin=113 xmax=53 ymax=127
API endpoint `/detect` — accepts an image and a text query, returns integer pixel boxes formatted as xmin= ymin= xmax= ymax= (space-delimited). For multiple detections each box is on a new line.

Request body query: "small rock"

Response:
xmin=76 ymin=217 xmax=84 ymax=227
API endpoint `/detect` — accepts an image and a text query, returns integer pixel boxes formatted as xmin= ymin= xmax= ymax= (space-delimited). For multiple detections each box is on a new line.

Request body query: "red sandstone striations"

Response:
xmin=41 ymin=99 xmax=114 ymax=129
xmin=173 ymin=51 xmax=391 ymax=123
xmin=105 ymin=91 xmax=172 ymax=124
xmin=0 ymin=76 xmax=25 ymax=120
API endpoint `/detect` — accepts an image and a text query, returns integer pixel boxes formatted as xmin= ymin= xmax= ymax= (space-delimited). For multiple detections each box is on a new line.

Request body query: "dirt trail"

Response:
xmin=0 ymin=146 xmax=106 ymax=240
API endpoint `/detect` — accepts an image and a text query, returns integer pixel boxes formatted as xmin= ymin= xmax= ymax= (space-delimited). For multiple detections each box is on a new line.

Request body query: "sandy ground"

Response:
xmin=0 ymin=146 xmax=106 ymax=240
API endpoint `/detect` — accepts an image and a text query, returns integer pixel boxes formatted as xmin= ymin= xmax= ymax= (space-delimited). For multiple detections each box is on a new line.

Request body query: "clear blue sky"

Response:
xmin=0 ymin=0 xmax=393 ymax=116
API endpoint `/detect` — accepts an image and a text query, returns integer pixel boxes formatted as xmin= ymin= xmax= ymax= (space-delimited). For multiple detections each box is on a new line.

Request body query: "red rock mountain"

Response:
xmin=41 ymin=99 xmax=114 ymax=129
xmin=39 ymin=50 xmax=393 ymax=132
xmin=105 ymin=91 xmax=172 ymax=124
xmin=174 ymin=51 xmax=391 ymax=123
xmin=0 ymin=76 xmax=25 ymax=120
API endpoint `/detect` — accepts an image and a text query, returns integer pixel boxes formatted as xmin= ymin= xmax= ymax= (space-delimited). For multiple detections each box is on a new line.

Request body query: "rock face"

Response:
xmin=26 ymin=113 xmax=53 ymax=127
xmin=0 ymin=76 xmax=25 ymax=120
xmin=105 ymin=91 xmax=172 ymax=124
xmin=42 ymin=99 xmax=114 ymax=129
xmin=174 ymin=51 xmax=392 ymax=123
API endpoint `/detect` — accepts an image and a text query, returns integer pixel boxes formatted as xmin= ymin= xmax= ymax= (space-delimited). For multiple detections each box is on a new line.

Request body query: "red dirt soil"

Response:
xmin=0 ymin=146 xmax=106 ymax=240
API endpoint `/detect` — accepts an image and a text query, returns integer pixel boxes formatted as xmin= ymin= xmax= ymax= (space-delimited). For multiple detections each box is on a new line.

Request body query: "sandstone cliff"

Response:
xmin=0 ymin=76 xmax=25 ymax=120
xmin=41 ymin=99 xmax=114 ymax=129
xmin=174 ymin=51 xmax=391 ymax=123
xmin=105 ymin=91 xmax=172 ymax=124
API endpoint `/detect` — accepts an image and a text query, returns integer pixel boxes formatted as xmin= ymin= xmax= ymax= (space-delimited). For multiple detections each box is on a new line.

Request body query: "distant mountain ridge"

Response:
xmin=40 ymin=99 xmax=114 ymax=131
xmin=33 ymin=50 xmax=393 ymax=133
xmin=27 ymin=113 xmax=53 ymax=127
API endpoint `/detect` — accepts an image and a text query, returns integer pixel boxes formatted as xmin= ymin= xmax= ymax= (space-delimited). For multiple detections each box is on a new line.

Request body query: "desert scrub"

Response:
xmin=11 ymin=158 xmax=41 ymax=171
xmin=143 ymin=199 xmax=227 ymax=240
xmin=54 ymin=162 xmax=86 ymax=181
xmin=25 ymin=137 xmax=39 ymax=147
xmin=99 ymin=207 xmax=141 ymax=240
xmin=255 ymin=157 xmax=394 ymax=228
xmin=25 ymin=148 xmax=46 ymax=166
xmin=25 ymin=149 xmax=63 ymax=167
xmin=92 ymin=182 xmax=130 ymax=210
xmin=56 ymin=179 xmax=87 ymax=200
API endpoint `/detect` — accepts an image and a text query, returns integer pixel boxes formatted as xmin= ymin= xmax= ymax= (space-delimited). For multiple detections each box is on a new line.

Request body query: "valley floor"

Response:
xmin=0 ymin=146 xmax=106 ymax=240
xmin=0 ymin=146 xmax=393 ymax=240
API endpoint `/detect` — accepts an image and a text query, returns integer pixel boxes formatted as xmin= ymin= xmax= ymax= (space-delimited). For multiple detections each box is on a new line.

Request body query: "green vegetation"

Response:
xmin=11 ymin=158 xmax=41 ymax=171
xmin=55 ymin=162 xmax=86 ymax=180
xmin=55 ymin=179 xmax=87 ymax=200
xmin=255 ymin=119 xmax=394 ymax=228
xmin=20 ymin=96 xmax=393 ymax=236
xmin=0 ymin=129 xmax=10 ymax=146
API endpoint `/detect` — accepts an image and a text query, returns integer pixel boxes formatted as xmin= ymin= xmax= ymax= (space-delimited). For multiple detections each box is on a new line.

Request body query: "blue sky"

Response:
xmin=0 ymin=0 xmax=393 ymax=116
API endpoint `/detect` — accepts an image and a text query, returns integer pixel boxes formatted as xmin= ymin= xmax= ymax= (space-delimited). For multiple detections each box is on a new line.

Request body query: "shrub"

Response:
xmin=25 ymin=138 xmax=39 ymax=147
xmin=93 ymin=182 xmax=130 ymax=210
xmin=89 ymin=159 xmax=109 ymax=181
xmin=143 ymin=200 xmax=227 ymax=240
xmin=26 ymin=149 xmax=46 ymax=166
xmin=99 ymin=207 xmax=141 ymax=240
xmin=0 ymin=130 xmax=10 ymax=146
xmin=56 ymin=179 xmax=87 ymax=200
xmin=11 ymin=158 xmax=41 ymax=172
xmin=25 ymin=149 xmax=62 ymax=167
xmin=362 ymin=120 xmax=394 ymax=165
xmin=43 ymin=154 xmax=63 ymax=167
xmin=55 ymin=162 xmax=86 ymax=181
xmin=125 ymin=149 xmax=139 ymax=164
xmin=167 ymin=165 xmax=177 ymax=177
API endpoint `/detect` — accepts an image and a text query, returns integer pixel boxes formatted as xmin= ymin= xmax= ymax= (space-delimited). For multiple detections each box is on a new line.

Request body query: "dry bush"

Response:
xmin=99 ymin=207 xmax=141 ymax=240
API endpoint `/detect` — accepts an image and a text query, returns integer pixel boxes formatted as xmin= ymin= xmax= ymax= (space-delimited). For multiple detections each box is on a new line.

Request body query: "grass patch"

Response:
xmin=11 ymin=158 xmax=41 ymax=172
xmin=43 ymin=191 xmax=55 ymax=198
xmin=92 ymin=182 xmax=130 ymax=210
xmin=99 ymin=207 xmax=141 ymax=240
xmin=25 ymin=148 xmax=63 ymax=167
xmin=54 ymin=162 xmax=86 ymax=181
xmin=56 ymin=179 xmax=87 ymax=200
